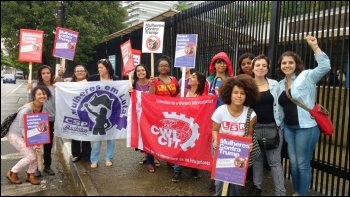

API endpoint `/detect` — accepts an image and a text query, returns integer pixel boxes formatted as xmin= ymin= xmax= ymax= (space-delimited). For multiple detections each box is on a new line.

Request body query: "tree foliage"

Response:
xmin=1 ymin=1 xmax=127 ymax=71
xmin=173 ymin=2 xmax=189 ymax=12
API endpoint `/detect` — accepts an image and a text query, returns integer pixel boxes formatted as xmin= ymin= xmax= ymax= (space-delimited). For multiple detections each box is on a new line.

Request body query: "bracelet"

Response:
xmin=313 ymin=46 xmax=320 ymax=51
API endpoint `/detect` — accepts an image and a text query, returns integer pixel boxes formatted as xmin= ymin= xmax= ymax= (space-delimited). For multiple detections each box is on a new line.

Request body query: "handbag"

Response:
xmin=284 ymin=82 xmax=333 ymax=135
xmin=245 ymin=108 xmax=261 ymax=167
xmin=254 ymin=123 xmax=280 ymax=150
xmin=1 ymin=112 xmax=18 ymax=138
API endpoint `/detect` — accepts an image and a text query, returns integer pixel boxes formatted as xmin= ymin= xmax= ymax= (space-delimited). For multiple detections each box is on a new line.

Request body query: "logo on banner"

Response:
xmin=150 ymin=112 xmax=200 ymax=151
xmin=65 ymin=85 xmax=128 ymax=136
xmin=146 ymin=36 xmax=161 ymax=51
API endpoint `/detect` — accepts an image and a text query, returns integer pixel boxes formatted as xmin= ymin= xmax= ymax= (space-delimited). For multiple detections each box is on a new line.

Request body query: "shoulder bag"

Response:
xmin=1 ymin=112 xmax=18 ymax=138
xmin=284 ymin=82 xmax=333 ymax=135
xmin=254 ymin=123 xmax=280 ymax=150
xmin=245 ymin=108 xmax=261 ymax=167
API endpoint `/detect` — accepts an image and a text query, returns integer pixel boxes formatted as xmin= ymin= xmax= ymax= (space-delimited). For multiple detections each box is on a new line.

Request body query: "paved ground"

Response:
xmin=58 ymin=138 xmax=325 ymax=196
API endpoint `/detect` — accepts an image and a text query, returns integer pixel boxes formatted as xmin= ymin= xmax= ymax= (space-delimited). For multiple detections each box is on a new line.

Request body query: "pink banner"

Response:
xmin=18 ymin=29 xmax=44 ymax=63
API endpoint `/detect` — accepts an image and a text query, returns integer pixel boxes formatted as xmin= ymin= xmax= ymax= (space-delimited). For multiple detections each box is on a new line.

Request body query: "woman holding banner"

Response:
xmin=70 ymin=65 xmax=92 ymax=163
xmin=87 ymin=59 xmax=118 ymax=168
xmin=6 ymin=85 xmax=52 ymax=185
xmin=149 ymin=55 xmax=179 ymax=168
xmin=211 ymin=74 xmax=260 ymax=196
xmin=171 ymin=71 xmax=207 ymax=182
xmin=129 ymin=64 xmax=156 ymax=173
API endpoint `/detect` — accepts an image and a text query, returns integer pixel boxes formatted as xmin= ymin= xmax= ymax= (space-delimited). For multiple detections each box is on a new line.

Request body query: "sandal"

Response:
xmin=146 ymin=164 xmax=155 ymax=173
xmin=106 ymin=160 xmax=113 ymax=167
xmin=139 ymin=155 xmax=147 ymax=165
xmin=91 ymin=163 xmax=98 ymax=169
xmin=154 ymin=158 xmax=161 ymax=167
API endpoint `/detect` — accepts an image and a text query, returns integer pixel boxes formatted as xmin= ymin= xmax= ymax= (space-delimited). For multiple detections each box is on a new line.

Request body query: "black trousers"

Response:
xmin=43 ymin=121 xmax=54 ymax=168
xmin=71 ymin=140 xmax=91 ymax=160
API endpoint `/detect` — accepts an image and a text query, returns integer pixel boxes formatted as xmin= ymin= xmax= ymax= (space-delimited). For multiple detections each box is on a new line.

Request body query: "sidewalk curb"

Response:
xmin=57 ymin=137 xmax=100 ymax=196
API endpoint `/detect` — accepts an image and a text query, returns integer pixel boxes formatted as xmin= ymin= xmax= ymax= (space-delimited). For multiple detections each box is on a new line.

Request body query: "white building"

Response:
xmin=121 ymin=1 xmax=205 ymax=27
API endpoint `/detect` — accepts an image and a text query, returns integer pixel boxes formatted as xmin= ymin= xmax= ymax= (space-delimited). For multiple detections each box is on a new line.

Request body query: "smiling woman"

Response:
xmin=6 ymin=85 xmax=52 ymax=185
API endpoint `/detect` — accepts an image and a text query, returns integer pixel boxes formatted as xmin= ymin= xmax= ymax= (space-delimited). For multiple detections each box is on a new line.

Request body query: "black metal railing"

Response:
xmin=89 ymin=1 xmax=349 ymax=195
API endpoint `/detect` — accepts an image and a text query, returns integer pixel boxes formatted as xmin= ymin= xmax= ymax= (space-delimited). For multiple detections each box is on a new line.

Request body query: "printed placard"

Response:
xmin=24 ymin=112 xmax=50 ymax=147
xmin=120 ymin=40 xmax=135 ymax=75
xmin=18 ymin=29 xmax=44 ymax=63
xmin=142 ymin=21 xmax=165 ymax=53
xmin=174 ymin=34 xmax=198 ymax=68
xmin=52 ymin=27 xmax=79 ymax=60
xmin=211 ymin=133 xmax=251 ymax=186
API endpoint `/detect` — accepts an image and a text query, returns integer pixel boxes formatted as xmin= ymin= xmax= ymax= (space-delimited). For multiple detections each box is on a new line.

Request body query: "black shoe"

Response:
xmin=191 ymin=169 xmax=201 ymax=179
xmin=208 ymin=180 xmax=216 ymax=191
xmin=71 ymin=156 xmax=80 ymax=163
xmin=82 ymin=157 xmax=90 ymax=162
xmin=34 ymin=169 xmax=41 ymax=177
xmin=44 ymin=167 xmax=55 ymax=176
xmin=171 ymin=171 xmax=182 ymax=183
xmin=250 ymin=185 xmax=262 ymax=196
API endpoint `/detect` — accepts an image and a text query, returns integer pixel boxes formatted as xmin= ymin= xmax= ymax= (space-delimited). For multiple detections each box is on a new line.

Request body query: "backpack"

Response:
xmin=1 ymin=112 xmax=18 ymax=138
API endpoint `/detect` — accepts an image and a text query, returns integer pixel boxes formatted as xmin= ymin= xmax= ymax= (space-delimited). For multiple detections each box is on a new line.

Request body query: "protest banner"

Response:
xmin=54 ymin=81 xmax=130 ymax=141
xmin=142 ymin=21 xmax=165 ymax=76
xmin=128 ymin=91 xmax=217 ymax=171
xmin=211 ymin=133 xmax=251 ymax=186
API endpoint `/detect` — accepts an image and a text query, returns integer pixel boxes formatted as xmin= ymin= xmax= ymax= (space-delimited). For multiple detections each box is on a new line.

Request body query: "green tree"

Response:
xmin=173 ymin=2 xmax=188 ymax=12
xmin=1 ymin=1 xmax=127 ymax=69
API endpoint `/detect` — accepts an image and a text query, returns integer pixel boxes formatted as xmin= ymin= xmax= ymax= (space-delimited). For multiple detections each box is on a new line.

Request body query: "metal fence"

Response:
xmin=90 ymin=1 xmax=349 ymax=195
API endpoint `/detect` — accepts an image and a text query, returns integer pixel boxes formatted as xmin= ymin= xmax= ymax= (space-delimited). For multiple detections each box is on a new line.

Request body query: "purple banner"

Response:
xmin=211 ymin=133 xmax=251 ymax=186
xmin=24 ymin=113 xmax=50 ymax=147
xmin=174 ymin=34 xmax=198 ymax=68
xmin=52 ymin=27 xmax=79 ymax=60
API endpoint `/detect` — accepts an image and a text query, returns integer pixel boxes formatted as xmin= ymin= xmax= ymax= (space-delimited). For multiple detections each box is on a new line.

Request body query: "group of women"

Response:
xmin=5 ymin=35 xmax=330 ymax=197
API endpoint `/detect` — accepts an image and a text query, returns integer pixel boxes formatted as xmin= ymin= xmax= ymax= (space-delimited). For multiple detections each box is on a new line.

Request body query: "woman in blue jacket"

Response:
xmin=277 ymin=35 xmax=331 ymax=196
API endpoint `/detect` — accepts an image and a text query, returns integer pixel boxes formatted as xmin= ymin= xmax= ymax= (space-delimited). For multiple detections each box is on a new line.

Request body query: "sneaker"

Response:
xmin=250 ymin=185 xmax=262 ymax=196
xmin=191 ymin=169 xmax=201 ymax=179
xmin=44 ymin=167 xmax=55 ymax=176
xmin=172 ymin=171 xmax=182 ymax=183
xmin=34 ymin=169 xmax=41 ymax=177
xmin=71 ymin=156 xmax=80 ymax=163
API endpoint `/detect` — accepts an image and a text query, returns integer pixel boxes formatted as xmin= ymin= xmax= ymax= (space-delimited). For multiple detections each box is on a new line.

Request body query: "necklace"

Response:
xmin=257 ymin=81 xmax=267 ymax=86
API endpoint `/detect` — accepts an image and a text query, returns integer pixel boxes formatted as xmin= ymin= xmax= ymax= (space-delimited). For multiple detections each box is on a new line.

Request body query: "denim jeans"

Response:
xmin=173 ymin=164 xmax=182 ymax=172
xmin=283 ymin=125 xmax=320 ymax=196
xmin=90 ymin=140 xmax=116 ymax=164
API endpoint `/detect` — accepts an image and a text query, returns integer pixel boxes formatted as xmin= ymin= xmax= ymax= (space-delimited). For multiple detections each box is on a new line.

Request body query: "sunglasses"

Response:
xmin=99 ymin=59 xmax=110 ymax=63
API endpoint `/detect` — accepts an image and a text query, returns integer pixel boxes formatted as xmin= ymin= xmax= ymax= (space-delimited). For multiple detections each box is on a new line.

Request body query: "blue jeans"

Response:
xmin=283 ymin=125 xmax=320 ymax=196
xmin=90 ymin=140 xmax=116 ymax=164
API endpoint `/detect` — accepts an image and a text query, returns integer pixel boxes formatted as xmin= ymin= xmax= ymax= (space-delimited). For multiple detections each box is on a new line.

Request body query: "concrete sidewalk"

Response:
xmin=57 ymin=137 xmax=325 ymax=196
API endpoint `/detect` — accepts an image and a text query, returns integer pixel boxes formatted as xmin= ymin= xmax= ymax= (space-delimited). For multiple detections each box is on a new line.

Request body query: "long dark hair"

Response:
xmin=97 ymin=59 xmax=115 ymax=79
xmin=277 ymin=51 xmax=304 ymax=77
xmin=132 ymin=64 xmax=150 ymax=89
xmin=36 ymin=65 xmax=54 ymax=85
xmin=193 ymin=71 xmax=206 ymax=96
